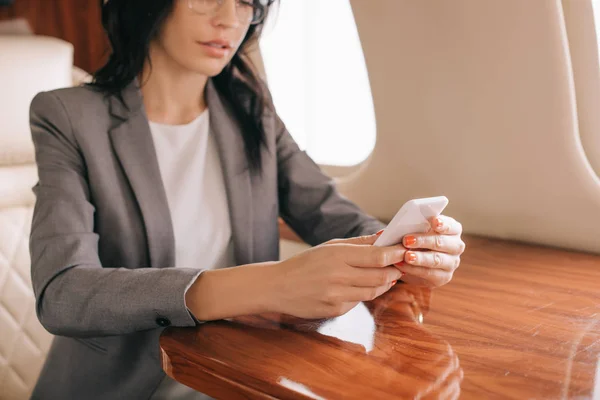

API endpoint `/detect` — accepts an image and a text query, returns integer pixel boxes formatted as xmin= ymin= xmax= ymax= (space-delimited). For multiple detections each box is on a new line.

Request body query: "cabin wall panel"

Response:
xmin=0 ymin=0 xmax=107 ymax=72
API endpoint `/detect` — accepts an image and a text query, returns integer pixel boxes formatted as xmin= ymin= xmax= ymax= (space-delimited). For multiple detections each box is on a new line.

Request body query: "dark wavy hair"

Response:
xmin=91 ymin=0 xmax=276 ymax=172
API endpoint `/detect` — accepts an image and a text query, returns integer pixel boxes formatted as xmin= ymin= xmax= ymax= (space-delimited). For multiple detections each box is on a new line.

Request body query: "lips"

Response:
xmin=198 ymin=39 xmax=233 ymax=49
xmin=196 ymin=39 xmax=235 ymax=58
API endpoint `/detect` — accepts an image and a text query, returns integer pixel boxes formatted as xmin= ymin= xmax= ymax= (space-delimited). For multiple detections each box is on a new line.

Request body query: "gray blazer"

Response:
xmin=28 ymin=79 xmax=384 ymax=399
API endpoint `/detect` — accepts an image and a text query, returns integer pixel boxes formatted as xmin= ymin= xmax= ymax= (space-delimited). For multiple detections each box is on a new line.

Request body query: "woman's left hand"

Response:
xmin=396 ymin=215 xmax=465 ymax=287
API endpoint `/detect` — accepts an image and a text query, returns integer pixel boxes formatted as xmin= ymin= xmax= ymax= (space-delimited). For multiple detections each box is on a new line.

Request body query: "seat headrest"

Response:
xmin=0 ymin=36 xmax=74 ymax=167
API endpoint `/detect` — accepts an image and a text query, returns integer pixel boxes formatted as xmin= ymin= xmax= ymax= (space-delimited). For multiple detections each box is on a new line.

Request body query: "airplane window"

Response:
xmin=260 ymin=0 xmax=376 ymax=167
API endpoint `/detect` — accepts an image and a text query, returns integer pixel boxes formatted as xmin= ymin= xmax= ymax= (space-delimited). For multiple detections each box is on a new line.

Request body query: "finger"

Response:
xmin=337 ymin=243 xmax=406 ymax=268
xmin=325 ymin=230 xmax=383 ymax=246
xmin=345 ymin=266 xmax=404 ymax=287
xmin=343 ymin=280 xmax=397 ymax=302
xmin=403 ymin=233 xmax=466 ymax=255
xmin=396 ymin=264 xmax=453 ymax=286
xmin=405 ymin=251 xmax=460 ymax=272
xmin=430 ymin=215 xmax=463 ymax=235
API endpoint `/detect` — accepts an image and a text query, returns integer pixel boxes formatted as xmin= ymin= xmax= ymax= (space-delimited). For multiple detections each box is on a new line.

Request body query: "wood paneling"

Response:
xmin=160 ymin=235 xmax=600 ymax=399
xmin=0 ymin=0 xmax=108 ymax=72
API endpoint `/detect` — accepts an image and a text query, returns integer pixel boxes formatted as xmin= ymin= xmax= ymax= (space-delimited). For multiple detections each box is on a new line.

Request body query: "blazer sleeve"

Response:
xmin=275 ymin=112 xmax=386 ymax=246
xmin=29 ymin=91 xmax=200 ymax=337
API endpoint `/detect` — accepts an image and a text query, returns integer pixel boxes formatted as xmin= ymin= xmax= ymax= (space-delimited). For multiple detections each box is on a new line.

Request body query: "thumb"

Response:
xmin=325 ymin=230 xmax=384 ymax=246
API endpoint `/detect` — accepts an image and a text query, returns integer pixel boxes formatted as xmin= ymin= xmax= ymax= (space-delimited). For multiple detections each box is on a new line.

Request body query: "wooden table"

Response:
xmin=160 ymin=236 xmax=600 ymax=399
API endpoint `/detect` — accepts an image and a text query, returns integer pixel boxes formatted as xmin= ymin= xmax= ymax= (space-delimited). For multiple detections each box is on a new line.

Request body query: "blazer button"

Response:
xmin=156 ymin=317 xmax=171 ymax=327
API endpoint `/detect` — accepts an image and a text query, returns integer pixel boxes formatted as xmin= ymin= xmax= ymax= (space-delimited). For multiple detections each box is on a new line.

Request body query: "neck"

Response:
xmin=140 ymin=45 xmax=209 ymax=125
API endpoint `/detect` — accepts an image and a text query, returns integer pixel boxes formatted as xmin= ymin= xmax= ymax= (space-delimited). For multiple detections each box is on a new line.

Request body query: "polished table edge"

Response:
xmin=161 ymin=347 xmax=279 ymax=400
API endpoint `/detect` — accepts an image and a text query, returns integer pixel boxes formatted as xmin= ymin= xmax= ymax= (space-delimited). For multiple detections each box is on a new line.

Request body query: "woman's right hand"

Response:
xmin=269 ymin=233 xmax=406 ymax=319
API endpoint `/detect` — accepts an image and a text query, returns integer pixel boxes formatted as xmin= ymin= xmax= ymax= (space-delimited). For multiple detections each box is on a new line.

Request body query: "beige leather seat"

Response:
xmin=0 ymin=35 xmax=85 ymax=400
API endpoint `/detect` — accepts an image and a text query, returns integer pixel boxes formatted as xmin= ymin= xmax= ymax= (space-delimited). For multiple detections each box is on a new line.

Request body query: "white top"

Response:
xmin=148 ymin=110 xmax=235 ymax=400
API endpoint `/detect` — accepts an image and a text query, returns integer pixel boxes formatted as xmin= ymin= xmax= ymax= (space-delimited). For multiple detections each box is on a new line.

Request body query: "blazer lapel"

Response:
xmin=107 ymin=80 xmax=175 ymax=269
xmin=205 ymin=80 xmax=254 ymax=265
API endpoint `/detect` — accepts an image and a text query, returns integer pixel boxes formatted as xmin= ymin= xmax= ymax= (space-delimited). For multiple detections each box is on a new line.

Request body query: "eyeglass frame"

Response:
xmin=186 ymin=0 xmax=269 ymax=25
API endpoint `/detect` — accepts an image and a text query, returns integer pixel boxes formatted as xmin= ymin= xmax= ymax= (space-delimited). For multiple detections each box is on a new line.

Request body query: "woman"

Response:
xmin=28 ymin=0 xmax=465 ymax=398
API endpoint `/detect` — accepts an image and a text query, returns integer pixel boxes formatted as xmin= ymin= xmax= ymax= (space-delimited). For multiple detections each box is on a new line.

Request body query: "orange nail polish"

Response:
xmin=434 ymin=217 xmax=444 ymax=230
xmin=376 ymin=229 xmax=384 ymax=236
xmin=404 ymin=235 xmax=417 ymax=247
xmin=407 ymin=252 xmax=417 ymax=263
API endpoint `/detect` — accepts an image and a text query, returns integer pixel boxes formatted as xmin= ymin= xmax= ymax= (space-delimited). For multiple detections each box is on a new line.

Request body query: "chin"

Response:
xmin=187 ymin=59 xmax=231 ymax=78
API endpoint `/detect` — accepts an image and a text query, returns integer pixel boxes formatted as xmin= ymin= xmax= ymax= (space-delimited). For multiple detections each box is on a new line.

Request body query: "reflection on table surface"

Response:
xmin=160 ymin=236 xmax=600 ymax=399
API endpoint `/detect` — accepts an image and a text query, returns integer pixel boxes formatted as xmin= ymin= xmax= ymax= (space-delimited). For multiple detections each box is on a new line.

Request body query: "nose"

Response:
xmin=213 ymin=0 xmax=241 ymax=28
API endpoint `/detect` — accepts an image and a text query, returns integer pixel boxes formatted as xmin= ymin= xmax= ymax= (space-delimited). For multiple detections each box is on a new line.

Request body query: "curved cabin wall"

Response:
xmin=340 ymin=0 xmax=600 ymax=254
xmin=562 ymin=0 xmax=600 ymax=181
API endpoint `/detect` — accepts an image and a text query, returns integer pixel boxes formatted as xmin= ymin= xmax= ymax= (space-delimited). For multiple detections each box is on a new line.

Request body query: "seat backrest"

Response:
xmin=0 ymin=35 xmax=74 ymax=400
xmin=337 ymin=0 xmax=600 ymax=254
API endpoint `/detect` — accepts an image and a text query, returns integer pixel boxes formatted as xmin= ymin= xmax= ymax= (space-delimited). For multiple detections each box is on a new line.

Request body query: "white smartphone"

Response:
xmin=374 ymin=196 xmax=449 ymax=247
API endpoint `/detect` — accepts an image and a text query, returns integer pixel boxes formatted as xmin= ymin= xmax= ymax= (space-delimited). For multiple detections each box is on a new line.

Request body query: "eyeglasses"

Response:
xmin=187 ymin=0 xmax=269 ymax=25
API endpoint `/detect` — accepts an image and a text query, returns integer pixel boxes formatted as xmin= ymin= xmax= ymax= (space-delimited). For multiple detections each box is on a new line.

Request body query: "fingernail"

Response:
xmin=376 ymin=230 xmax=384 ymax=236
xmin=392 ymin=280 xmax=397 ymax=285
xmin=404 ymin=235 xmax=417 ymax=247
xmin=407 ymin=252 xmax=418 ymax=263
xmin=434 ymin=217 xmax=444 ymax=231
